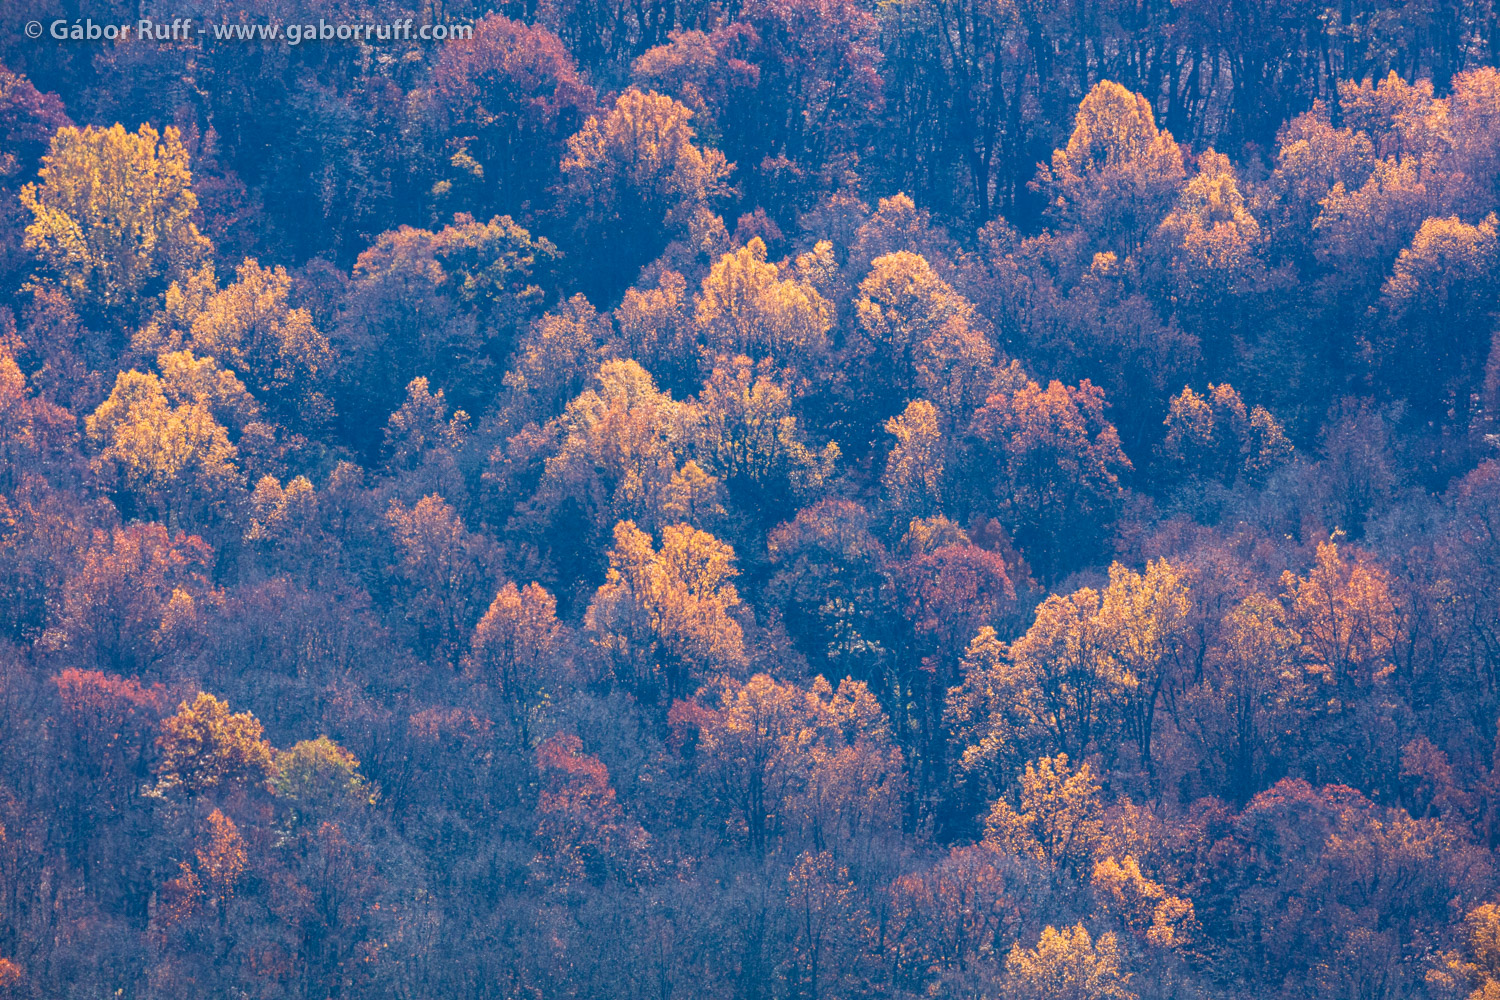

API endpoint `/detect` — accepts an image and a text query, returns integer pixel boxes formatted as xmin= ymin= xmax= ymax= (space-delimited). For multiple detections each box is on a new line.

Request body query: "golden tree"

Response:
xmin=881 ymin=399 xmax=946 ymax=523
xmin=1090 ymin=855 xmax=1199 ymax=951
xmin=694 ymin=239 xmax=832 ymax=374
xmin=1037 ymin=81 xmax=1185 ymax=253
xmin=155 ymin=692 xmax=277 ymax=796
xmin=560 ymin=88 xmax=731 ymax=291
xmin=85 ymin=368 xmax=242 ymax=526
xmin=183 ymin=258 xmax=334 ymax=424
xmin=1002 ymin=924 xmax=1136 ymax=1000
xmin=1161 ymin=383 xmax=1293 ymax=486
xmin=695 ymin=354 xmax=837 ymax=512
xmin=466 ymin=582 xmax=567 ymax=745
xmin=21 ymin=123 xmax=211 ymax=317
xmin=586 ymin=520 xmax=745 ymax=701
xmin=983 ymin=753 xmax=1103 ymax=874
xmin=1098 ymin=559 xmax=1191 ymax=775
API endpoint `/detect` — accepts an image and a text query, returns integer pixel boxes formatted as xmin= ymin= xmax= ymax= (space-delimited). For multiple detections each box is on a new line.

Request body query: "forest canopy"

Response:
xmin=2 ymin=2 xmax=1500 ymax=998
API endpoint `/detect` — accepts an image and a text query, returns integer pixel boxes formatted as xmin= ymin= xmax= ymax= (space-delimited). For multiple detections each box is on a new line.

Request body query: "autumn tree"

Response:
xmin=1374 ymin=213 xmax=1500 ymax=420
xmin=1175 ymin=594 xmax=1301 ymax=805
xmin=781 ymin=850 xmax=869 ymax=1000
xmin=514 ymin=359 xmax=700 ymax=581
xmin=533 ymin=732 xmax=652 ymax=888
xmin=244 ymin=474 xmax=320 ymax=577
xmin=51 ymin=669 xmax=167 ymax=856
xmin=0 ymin=342 xmax=74 ymax=491
xmin=1150 ymin=150 xmax=1274 ymax=363
xmin=885 ymin=844 xmax=1021 ymax=990
xmin=676 ymin=673 xmax=904 ymax=855
xmin=847 ymin=250 xmax=989 ymax=438
xmin=1098 ymin=560 xmax=1191 ymax=777
xmin=385 ymin=494 xmax=498 ymax=668
xmin=694 ymin=239 xmax=832 ymax=376
xmin=45 ymin=524 xmax=215 ymax=676
xmin=1429 ymin=903 xmax=1500 ymax=1000
xmin=984 ymin=753 xmax=1104 ymax=875
xmin=21 ymin=124 xmax=211 ymax=323
xmin=629 ymin=28 xmax=759 ymax=150
xmin=1161 ymin=383 xmax=1293 ymax=487
xmin=85 ymin=368 xmax=243 ymax=527
xmin=893 ymin=541 xmax=1015 ymax=792
xmin=416 ymin=14 xmax=595 ymax=222
xmin=272 ymin=736 xmax=371 ymax=822
xmin=613 ymin=269 xmax=698 ymax=394
xmin=586 ymin=520 xmax=745 ymax=702
xmin=1090 ymin=855 xmax=1199 ymax=952
xmin=766 ymin=499 xmax=892 ymax=683
xmin=1001 ymin=924 xmax=1136 ymax=1000
xmin=968 ymin=374 xmax=1131 ymax=579
xmin=337 ymin=213 xmax=558 ymax=424
xmin=177 ymin=258 xmax=335 ymax=427
xmin=1037 ymin=82 xmax=1185 ymax=255
xmin=500 ymin=295 xmax=610 ymax=428
xmin=382 ymin=377 xmax=469 ymax=499
xmin=882 ymin=400 xmax=947 ymax=525
xmin=695 ymin=354 xmax=837 ymax=517
xmin=465 ymin=582 xmax=568 ymax=746
xmin=154 ymin=692 xmax=276 ymax=797
xmin=559 ymin=89 xmax=731 ymax=297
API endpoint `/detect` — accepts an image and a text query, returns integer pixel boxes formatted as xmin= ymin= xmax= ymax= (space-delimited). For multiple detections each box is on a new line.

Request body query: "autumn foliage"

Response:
xmin=5 ymin=7 xmax=1500 ymax=999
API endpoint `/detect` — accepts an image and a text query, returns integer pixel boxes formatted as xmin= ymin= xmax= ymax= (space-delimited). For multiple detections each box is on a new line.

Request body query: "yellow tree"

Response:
xmin=614 ymin=270 xmax=698 ymax=394
xmin=465 ymin=582 xmax=567 ymax=745
xmin=501 ymin=294 xmax=611 ymax=427
xmin=1375 ymin=213 xmax=1500 ymax=417
xmin=85 ymin=368 xmax=242 ymax=526
xmin=1098 ymin=560 xmax=1191 ymax=777
xmin=1037 ymin=81 xmax=1185 ymax=254
xmin=585 ymin=520 xmax=745 ymax=702
xmin=155 ymin=692 xmax=277 ymax=797
xmin=522 ymin=358 xmax=697 ymax=556
xmin=1281 ymin=541 xmax=1401 ymax=690
xmin=184 ymin=258 xmax=335 ymax=425
xmin=678 ymin=672 xmax=904 ymax=856
xmin=849 ymin=250 xmax=986 ymax=429
xmin=983 ymin=753 xmax=1103 ymax=875
xmin=1161 ymin=383 xmax=1293 ymax=486
xmin=694 ymin=239 xmax=832 ymax=376
xmin=881 ymin=399 xmax=946 ymax=524
xmin=244 ymin=474 xmax=320 ymax=577
xmin=560 ymin=88 xmax=731 ymax=293
xmin=1002 ymin=924 xmax=1137 ymax=1000
xmin=1151 ymin=151 xmax=1271 ymax=362
xmin=1006 ymin=588 xmax=1129 ymax=762
xmin=1090 ymin=855 xmax=1199 ymax=952
xmin=695 ymin=354 xmax=837 ymax=515
xmin=21 ymin=123 xmax=211 ymax=318
xmin=1429 ymin=902 xmax=1500 ymax=1000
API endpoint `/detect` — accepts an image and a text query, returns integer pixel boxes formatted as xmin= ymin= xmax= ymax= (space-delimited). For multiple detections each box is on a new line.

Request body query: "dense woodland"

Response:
xmin=5 ymin=0 xmax=1500 ymax=997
